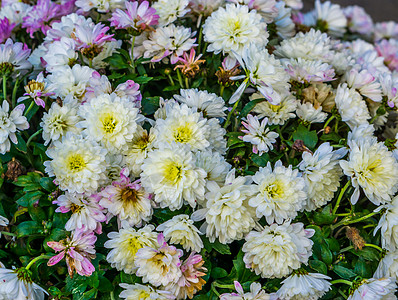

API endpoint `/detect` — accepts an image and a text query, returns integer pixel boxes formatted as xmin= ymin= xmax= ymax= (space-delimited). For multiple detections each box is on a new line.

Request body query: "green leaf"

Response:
xmin=211 ymin=267 xmax=228 ymax=279
xmin=292 ymin=124 xmax=318 ymax=149
xmin=309 ymin=259 xmax=328 ymax=274
xmin=16 ymin=221 xmax=43 ymax=237
xmin=333 ymin=265 xmax=357 ymax=279
xmin=239 ymin=99 xmax=264 ymax=118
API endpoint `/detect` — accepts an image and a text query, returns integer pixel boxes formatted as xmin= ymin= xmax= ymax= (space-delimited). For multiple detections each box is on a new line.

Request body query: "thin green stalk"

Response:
xmin=2 ymin=75 xmax=6 ymax=102
xmin=26 ymin=129 xmax=43 ymax=148
xmin=12 ymin=77 xmax=20 ymax=108
xmin=25 ymin=255 xmax=51 ymax=271
xmin=24 ymin=101 xmax=35 ymax=117
xmin=331 ymin=279 xmax=353 ymax=286
xmin=332 ymin=181 xmax=351 ymax=215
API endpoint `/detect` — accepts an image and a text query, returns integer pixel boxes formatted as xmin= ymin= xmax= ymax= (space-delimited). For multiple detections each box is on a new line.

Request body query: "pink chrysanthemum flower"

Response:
xmin=22 ymin=0 xmax=74 ymax=37
xmin=0 ymin=39 xmax=31 ymax=77
xmin=376 ymin=39 xmax=398 ymax=71
xmin=47 ymin=229 xmax=97 ymax=277
xmin=0 ymin=18 xmax=15 ymax=43
xmin=17 ymin=72 xmax=54 ymax=108
xmin=110 ymin=0 xmax=159 ymax=34
xmin=166 ymin=252 xmax=207 ymax=299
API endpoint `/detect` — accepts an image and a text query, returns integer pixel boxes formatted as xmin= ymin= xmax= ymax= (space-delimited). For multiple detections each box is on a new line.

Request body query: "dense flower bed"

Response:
xmin=0 ymin=0 xmax=398 ymax=299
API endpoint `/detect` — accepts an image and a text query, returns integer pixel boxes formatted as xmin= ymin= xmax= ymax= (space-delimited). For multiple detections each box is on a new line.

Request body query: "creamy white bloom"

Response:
xmin=314 ymin=0 xmax=347 ymax=37
xmin=252 ymin=92 xmax=297 ymax=125
xmin=276 ymin=272 xmax=332 ymax=300
xmin=347 ymin=278 xmax=397 ymax=300
xmin=75 ymin=0 xmax=124 ymax=12
xmin=154 ymin=103 xmax=210 ymax=151
xmin=141 ymin=143 xmax=206 ymax=210
xmin=203 ymin=4 xmax=269 ymax=56
xmin=40 ymin=97 xmax=81 ymax=146
xmin=157 ymin=214 xmax=203 ymax=252
xmin=240 ymin=115 xmax=279 ymax=155
xmin=375 ymin=195 xmax=398 ymax=251
xmin=249 ymin=160 xmax=306 ymax=224
xmin=340 ymin=136 xmax=398 ymax=205
xmin=334 ymin=83 xmax=370 ymax=129
xmin=296 ymin=102 xmax=328 ymax=124
xmin=142 ymin=24 xmax=196 ymax=64
xmin=77 ymin=93 xmax=143 ymax=153
xmin=135 ymin=234 xmax=183 ymax=287
xmin=0 ymin=102 xmax=29 ymax=154
xmin=104 ymin=225 xmax=158 ymax=274
xmin=344 ymin=68 xmax=382 ymax=102
xmin=119 ymin=283 xmax=175 ymax=300
xmin=299 ymin=143 xmax=347 ymax=211
xmin=174 ymin=89 xmax=226 ymax=118
xmin=44 ymin=133 xmax=108 ymax=194
xmin=153 ymin=0 xmax=189 ymax=25
xmin=232 ymin=44 xmax=290 ymax=105
xmin=47 ymin=65 xmax=94 ymax=100
xmin=123 ymin=126 xmax=156 ymax=177
xmin=191 ymin=169 xmax=256 ymax=244
xmin=374 ymin=250 xmax=398 ymax=279
xmin=195 ymin=150 xmax=231 ymax=187
xmin=274 ymin=29 xmax=334 ymax=62
xmin=54 ymin=192 xmax=106 ymax=232
xmin=242 ymin=222 xmax=314 ymax=278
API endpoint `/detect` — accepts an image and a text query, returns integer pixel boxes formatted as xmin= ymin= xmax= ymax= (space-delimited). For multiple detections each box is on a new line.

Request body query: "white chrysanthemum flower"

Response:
xmin=274 ymin=1 xmax=296 ymax=39
xmin=44 ymin=133 xmax=108 ymax=194
xmin=142 ymin=24 xmax=196 ymax=64
xmin=54 ymin=192 xmax=106 ymax=232
xmin=141 ymin=143 xmax=206 ymax=210
xmin=347 ymin=278 xmax=397 ymax=300
xmin=153 ymin=0 xmax=189 ymax=25
xmin=284 ymin=58 xmax=335 ymax=83
xmin=119 ymin=283 xmax=175 ymax=300
xmin=75 ymin=0 xmax=124 ymax=13
xmin=0 ymin=2 xmax=31 ymax=25
xmin=174 ymin=89 xmax=227 ymax=118
xmin=191 ymin=169 xmax=256 ymax=244
xmin=157 ymin=214 xmax=203 ymax=252
xmin=240 ymin=115 xmax=279 ymax=155
xmin=135 ymin=234 xmax=183 ymax=287
xmin=0 ymin=102 xmax=29 ymax=155
xmin=47 ymin=65 xmax=94 ymax=100
xmin=43 ymin=37 xmax=78 ymax=72
xmin=296 ymin=102 xmax=328 ymax=124
xmin=248 ymin=161 xmax=306 ymax=224
xmin=203 ymin=4 xmax=269 ymax=56
xmin=276 ymin=271 xmax=332 ymax=300
xmin=231 ymin=44 xmax=290 ymax=105
xmin=243 ymin=222 xmax=314 ymax=278
xmin=123 ymin=126 xmax=156 ymax=177
xmin=334 ymin=83 xmax=370 ymax=129
xmin=100 ymin=169 xmax=153 ymax=227
xmin=340 ymin=136 xmax=398 ymax=205
xmin=314 ymin=0 xmax=347 ymax=37
xmin=77 ymin=93 xmax=143 ymax=153
xmin=274 ymin=29 xmax=334 ymax=62
xmin=195 ymin=150 xmax=231 ymax=187
xmin=205 ymin=117 xmax=227 ymax=154
xmin=375 ymin=195 xmax=398 ymax=251
xmin=104 ymin=225 xmax=158 ymax=274
xmin=252 ymin=92 xmax=297 ymax=125
xmin=154 ymin=103 xmax=210 ymax=151
xmin=0 ymin=216 xmax=9 ymax=239
xmin=299 ymin=143 xmax=347 ymax=211
xmin=344 ymin=68 xmax=382 ymax=102
xmin=374 ymin=250 xmax=398 ymax=279
xmin=220 ymin=281 xmax=277 ymax=300
xmin=40 ymin=97 xmax=81 ymax=146
xmin=0 ymin=266 xmax=47 ymax=300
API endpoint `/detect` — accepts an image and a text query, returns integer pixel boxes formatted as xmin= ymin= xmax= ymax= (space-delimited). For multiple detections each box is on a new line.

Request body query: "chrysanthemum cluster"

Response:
xmin=1 ymin=0 xmax=398 ymax=299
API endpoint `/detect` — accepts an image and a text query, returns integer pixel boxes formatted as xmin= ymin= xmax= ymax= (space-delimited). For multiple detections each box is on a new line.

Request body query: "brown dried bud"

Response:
xmin=292 ymin=140 xmax=312 ymax=154
xmin=346 ymin=227 xmax=366 ymax=250
xmin=5 ymin=158 xmax=26 ymax=181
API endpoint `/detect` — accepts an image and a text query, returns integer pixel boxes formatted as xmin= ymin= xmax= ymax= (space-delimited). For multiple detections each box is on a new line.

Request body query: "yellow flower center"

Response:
xmin=67 ymin=154 xmax=86 ymax=172
xmin=163 ymin=162 xmax=183 ymax=183
xmin=101 ymin=113 xmax=118 ymax=134
xmin=173 ymin=124 xmax=193 ymax=144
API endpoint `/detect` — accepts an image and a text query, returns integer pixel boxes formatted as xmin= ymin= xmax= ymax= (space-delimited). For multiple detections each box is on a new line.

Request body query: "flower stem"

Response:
xmin=2 ymin=75 xmax=6 ymax=102
xmin=364 ymin=243 xmax=383 ymax=252
xmin=26 ymin=128 xmax=43 ymax=148
xmin=25 ymin=255 xmax=51 ymax=271
xmin=24 ymin=101 xmax=35 ymax=117
xmin=331 ymin=279 xmax=353 ymax=286
xmin=12 ymin=77 xmax=19 ymax=108
xmin=332 ymin=181 xmax=351 ymax=215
